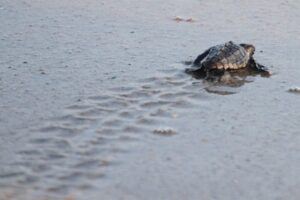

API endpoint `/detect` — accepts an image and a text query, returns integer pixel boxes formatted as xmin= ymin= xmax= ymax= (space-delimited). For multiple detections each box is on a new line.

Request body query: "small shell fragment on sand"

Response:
xmin=185 ymin=18 xmax=195 ymax=22
xmin=174 ymin=16 xmax=184 ymax=22
xmin=174 ymin=16 xmax=195 ymax=22
xmin=288 ymin=87 xmax=300 ymax=93
xmin=153 ymin=127 xmax=177 ymax=136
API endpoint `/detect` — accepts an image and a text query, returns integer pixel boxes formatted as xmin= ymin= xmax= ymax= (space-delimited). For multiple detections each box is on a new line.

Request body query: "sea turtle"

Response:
xmin=185 ymin=41 xmax=270 ymax=77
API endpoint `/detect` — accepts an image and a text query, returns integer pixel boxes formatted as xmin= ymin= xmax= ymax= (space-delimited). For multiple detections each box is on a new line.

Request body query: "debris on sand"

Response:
xmin=173 ymin=16 xmax=195 ymax=22
xmin=174 ymin=16 xmax=184 ymax=22
xmin=288 ymin=87 xmax=300 ymax=94
xmin=185 ymin=18 xmax=195 ymax=22
xmin=153 ymin=127 xmax=177 ymax=136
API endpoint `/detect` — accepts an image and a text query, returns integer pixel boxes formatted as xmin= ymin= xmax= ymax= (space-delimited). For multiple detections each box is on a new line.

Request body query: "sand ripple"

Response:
xmin=1 ymin=64 xmax=259 ymax=196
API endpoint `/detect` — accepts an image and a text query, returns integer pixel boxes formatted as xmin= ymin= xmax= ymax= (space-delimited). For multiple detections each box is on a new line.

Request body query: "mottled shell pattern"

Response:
xmin=201 ymin=41 xmax=252 ymax=70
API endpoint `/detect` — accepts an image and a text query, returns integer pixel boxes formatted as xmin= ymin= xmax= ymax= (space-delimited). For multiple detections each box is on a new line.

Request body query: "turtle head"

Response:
xmin=240 ymin=43 xmax=255 ymax=57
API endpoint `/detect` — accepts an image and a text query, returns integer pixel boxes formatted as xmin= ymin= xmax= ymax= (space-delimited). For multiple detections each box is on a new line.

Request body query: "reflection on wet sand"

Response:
xmin=186 ymin=66 xmax=271 ymax=95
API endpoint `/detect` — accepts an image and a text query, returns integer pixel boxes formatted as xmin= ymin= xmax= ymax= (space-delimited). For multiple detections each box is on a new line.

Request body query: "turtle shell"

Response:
xmin=201 ymin=41 xmax=250 ymax=70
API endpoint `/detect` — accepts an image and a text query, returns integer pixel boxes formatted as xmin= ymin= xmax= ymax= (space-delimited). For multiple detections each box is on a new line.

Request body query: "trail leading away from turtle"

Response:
xmin=0 ymin=0 xmax=300 ymax=200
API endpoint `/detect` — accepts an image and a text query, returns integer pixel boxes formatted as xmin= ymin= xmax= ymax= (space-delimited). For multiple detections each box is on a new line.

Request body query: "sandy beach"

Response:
xmin=1 ymin=0 xmax=300 ymax=199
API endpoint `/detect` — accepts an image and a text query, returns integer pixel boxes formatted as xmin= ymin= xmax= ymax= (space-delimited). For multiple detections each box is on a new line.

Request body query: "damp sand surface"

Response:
xmin=1 ymin=0 xmax=300 ymax=199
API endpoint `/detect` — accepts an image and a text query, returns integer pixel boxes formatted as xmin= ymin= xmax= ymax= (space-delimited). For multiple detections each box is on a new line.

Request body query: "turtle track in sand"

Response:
xmin=0 ymin=64 xmax=229 ymax=197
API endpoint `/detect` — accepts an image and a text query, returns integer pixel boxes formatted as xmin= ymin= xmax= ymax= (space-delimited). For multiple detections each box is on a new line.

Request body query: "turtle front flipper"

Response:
xmin=185 ymin=48 xmax=210 ymax=78
xmin=193 ymin=48 xmax=210 ymax=65
xmin=255 ymin=63 xmax=268 ymax=72
xmin=185 ymin=65 xmax=205 ymax=73
xmin=249 ymin=58 xmax=271 ymax=77
xmin=185 ymin=66 xmax=207 ymax=78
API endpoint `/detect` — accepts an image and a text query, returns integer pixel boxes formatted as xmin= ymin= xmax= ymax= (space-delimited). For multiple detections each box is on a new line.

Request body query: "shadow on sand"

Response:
xmin=185 ymin=63 xmax=271 ymax=95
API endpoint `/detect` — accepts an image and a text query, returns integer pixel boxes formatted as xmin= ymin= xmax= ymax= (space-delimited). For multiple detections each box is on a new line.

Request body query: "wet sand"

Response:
xmin=1 ymin=0 xmax=300 ymax=199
